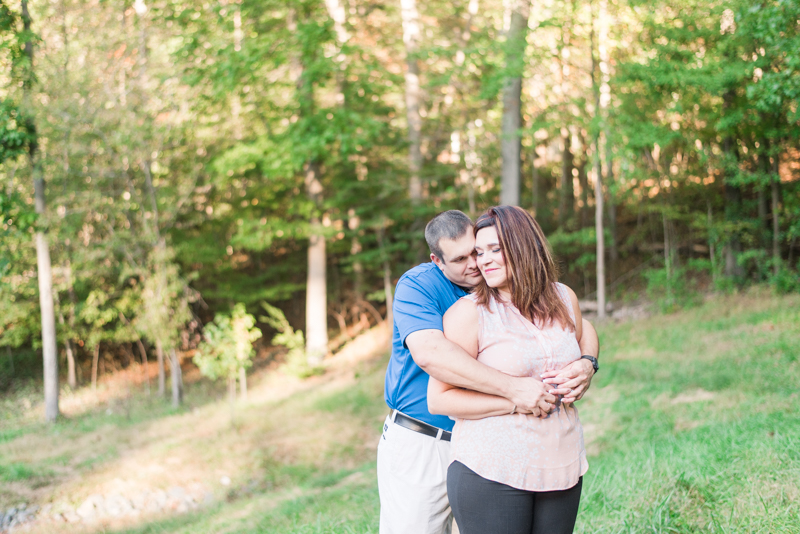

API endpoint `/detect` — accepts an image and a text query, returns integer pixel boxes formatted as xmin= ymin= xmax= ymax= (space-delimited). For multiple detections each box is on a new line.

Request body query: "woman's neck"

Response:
xmin=497 ymin=287 xmax=512 ymax=303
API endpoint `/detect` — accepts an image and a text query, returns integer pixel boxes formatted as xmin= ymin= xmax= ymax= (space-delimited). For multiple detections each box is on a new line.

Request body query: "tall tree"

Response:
xmin=400 ymin=0 xmax=423 ymax=203
xmin=500 ymin=0 xmax=531 ymax=206
xmin=591 ymin=0 xmax=609 ymax=317
xmin=20 ymin=0 xmax=59 ymax=421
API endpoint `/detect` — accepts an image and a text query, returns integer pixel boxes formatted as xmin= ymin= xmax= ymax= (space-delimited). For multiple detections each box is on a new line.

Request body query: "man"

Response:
xmin=378 ymin=210 xmax=600 ymax=534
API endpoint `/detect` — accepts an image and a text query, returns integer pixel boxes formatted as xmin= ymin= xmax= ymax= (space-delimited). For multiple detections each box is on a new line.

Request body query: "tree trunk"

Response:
xmin=559 ymin=133 xmax=574 ymax=228
xmin=156 ymin=338 xmax=166 ymax=396
xmin=239 ymin=365 xmax=247 ymax=402
xmin=500 ymin=0 xmax=531 ymax=207
xmin=64 ymin=332 xmax=76 ymax=389
xmin=54 ymin=285 xmax=77 ymax=389
xmin=170 ymin=348 xmax=182 ymax=407
xmin=772 ymin=156 xmax=781 ymax=275
xmin=465 ymin=124 xmax=479 ymax=217
xmin=531 ymin=146 xmax=540 ymax=217
xmin=230 ymin=0 xmax=244 ymax=140
xmin=22 ymin=0 xmax=58 ymax=421
xmin=722 ymin=91 xmax=743 ymax=279
xmin=228 ymin=375 xmax=236 ymax=425
xmin=7 ymin=347 xmax=13 ymax=376
xmin=605 ymin=142 xmax=618 ymax=266
xmin=305 ymin=163 xmax=328 ymax=367
xmin=136 ymin=338 xmax=150 ymax=395
xmin=663 ymin=211 xmax=673 ymax=306
xmin=591 ymin=3 xmax=606 ymax=318
xmin=577 ymin=156 xmax=589 ymax=227
xmin=400 ymin=0 xmax=423 ymax=202
xmin=378 ymin=219 xmax=394 ymax=326
xmin=707 ymin=202 xmax=717 ymax=283
xmin=92 ymin=344 xmax=100 ymax=391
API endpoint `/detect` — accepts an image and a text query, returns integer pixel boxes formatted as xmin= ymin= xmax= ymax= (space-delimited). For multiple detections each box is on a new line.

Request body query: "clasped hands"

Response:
xmin=508 ymin=358 xmax=595 ymax=418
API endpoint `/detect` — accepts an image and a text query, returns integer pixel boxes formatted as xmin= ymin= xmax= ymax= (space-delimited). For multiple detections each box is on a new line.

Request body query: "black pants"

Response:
xmin=448 ymin=461 xmax=583 ymax=534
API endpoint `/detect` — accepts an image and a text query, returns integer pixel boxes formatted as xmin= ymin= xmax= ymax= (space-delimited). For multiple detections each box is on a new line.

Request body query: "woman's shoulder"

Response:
xmin=444 ymin=296 xmax=480 ymax=323
xmin=553 ymin=282 xmax=577 ymax=301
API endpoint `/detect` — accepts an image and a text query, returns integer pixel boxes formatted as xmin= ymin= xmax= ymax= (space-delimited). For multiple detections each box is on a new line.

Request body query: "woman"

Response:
xmin=428 ymin=205 xmax=587 ymax=534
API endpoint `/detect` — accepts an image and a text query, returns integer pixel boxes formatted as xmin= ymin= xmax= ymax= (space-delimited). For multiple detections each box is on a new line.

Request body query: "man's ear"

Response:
xmin=431 ymin=253 xmax=444 ymax=269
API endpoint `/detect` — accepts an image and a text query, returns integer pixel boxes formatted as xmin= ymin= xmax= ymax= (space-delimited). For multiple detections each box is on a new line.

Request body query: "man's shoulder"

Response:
xmin=397 ymin=262 xmax=445 ymax=289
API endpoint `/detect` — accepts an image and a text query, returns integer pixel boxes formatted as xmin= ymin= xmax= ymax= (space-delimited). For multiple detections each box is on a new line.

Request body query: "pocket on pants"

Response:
xmin=386 ymin=424 xmax=442 ymax=486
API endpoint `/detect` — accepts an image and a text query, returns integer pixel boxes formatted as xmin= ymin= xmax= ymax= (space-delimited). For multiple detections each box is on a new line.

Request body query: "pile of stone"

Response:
xmin=1 ymin=504 xmax=39 ymax=532
xmin=67 ymin=485 xmax=213 ymax=522
xmin=1 ymin=484 xmax=214 ymax=532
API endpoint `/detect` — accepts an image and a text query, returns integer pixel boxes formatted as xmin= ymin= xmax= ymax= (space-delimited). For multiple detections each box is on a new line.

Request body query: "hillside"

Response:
xmin=1 ymin=288 xmax=799 ymax=533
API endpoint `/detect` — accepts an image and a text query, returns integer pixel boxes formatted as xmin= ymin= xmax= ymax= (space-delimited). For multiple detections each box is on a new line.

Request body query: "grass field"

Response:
xmin=1 ymin=287 xmax=799 ymax=533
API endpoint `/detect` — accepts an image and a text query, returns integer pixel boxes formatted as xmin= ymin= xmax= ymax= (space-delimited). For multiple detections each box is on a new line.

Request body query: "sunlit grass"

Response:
xmin=3 ymin=292 xmax=800 ymax=533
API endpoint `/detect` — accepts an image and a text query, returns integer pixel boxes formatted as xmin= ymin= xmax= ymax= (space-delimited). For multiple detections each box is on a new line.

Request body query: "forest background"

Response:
xmin=1 ymin=0 xmax=799 ymax=420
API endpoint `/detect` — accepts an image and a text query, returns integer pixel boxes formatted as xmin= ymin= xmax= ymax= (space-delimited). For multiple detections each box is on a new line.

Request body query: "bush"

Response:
xmin=643 ymin=259 xmax=709 ymax=312
xmin=771 ymin=262 xmax=800 ymax=294
xmin=260 ymin=303 xmax=321 ymax=378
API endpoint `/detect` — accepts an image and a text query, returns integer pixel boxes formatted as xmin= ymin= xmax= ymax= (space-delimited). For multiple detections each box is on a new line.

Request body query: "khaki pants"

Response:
xmin=377 ymin=413 xmax=454 ymax=534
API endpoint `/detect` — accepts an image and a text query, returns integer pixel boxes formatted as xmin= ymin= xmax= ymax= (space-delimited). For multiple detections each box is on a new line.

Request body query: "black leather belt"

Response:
xmin=391 ymin=410 xmax=452 ymax=442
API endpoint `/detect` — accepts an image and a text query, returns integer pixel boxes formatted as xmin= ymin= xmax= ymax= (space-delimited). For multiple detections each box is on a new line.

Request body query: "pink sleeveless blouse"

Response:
xmin=450 ymin=283 xmax=588 ymax=491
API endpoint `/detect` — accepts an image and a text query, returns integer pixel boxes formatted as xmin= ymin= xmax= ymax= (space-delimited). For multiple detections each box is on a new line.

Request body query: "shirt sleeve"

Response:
xmin=393 ymin=276 xmax=445 ymax=348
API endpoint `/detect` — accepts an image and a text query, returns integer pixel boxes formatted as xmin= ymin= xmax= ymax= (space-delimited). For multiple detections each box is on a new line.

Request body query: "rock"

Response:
xmin=76 ymin=494 xmax=104 ymax=520
xmin=220 ymin=476 xmax=231 ymax=486
xmin=202 ymin=492 xmax=214 ymax=506
xmin=104 ymin=493 xmax=133 ymax=517
xmin=144 ymin=489 xmax=167 ymax=513
xmin=167 ymin=486 xmax=186 ymax=500
xmin=130 ymin=491 xmax=147 ymax=510
xmin=62 ymin=511 xmax=81 ymax=523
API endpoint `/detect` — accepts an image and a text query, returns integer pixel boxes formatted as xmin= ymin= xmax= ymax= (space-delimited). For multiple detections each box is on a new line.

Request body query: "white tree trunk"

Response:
xmin=400 ymin=0 xmax=423 ymax=202
xmin=500 ymin=0 xmax=531 ymax=207
xmin=22 ymin=0 xmax=59 ymax=422
xmin=156 ymin=338 xmax=165 ymax=396
xmin=230 ymin=0 xmax=243 ymax=140
xmin=306 ymin=225 xmax=328 ymax=367
xmin=238 ymin=365 xmax=247 ymax=402
xmin=591 ymin=0 xmax=608 ymax=318
xmin=91 ymin=344 xmax=100 ymax=391
xmin=170 ymin=348 xmax=182 ymax=407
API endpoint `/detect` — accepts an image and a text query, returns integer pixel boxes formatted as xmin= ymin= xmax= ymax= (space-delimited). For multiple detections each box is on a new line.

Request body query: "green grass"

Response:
xmin=0 ymin=461 xmax=37 ymax=481
xmin=4 ymin=289 xmax=800 ymax=533
xmin=113 ymin=289 xmax=800 ymax=533
xmin=574 ymin=289 xmax=800 ymax=533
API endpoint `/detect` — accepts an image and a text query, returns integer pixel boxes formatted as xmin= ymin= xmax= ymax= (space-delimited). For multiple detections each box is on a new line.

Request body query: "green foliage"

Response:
xmin=0 ymin=99 xmax=32 ymax=163
xmin=194 ymin=303 xmax=262 ymax=382
xmin=771 ymin=262 xmax=800 ymax=294
xmin=643 ymin=259 xmax=709 ymax=312
xmin=260 ymin=302 xmax=320 ymax=378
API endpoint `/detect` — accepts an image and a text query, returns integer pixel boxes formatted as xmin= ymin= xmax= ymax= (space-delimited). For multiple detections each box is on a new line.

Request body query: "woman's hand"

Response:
xmin=541 ymin=359 xmax=594 ymax=404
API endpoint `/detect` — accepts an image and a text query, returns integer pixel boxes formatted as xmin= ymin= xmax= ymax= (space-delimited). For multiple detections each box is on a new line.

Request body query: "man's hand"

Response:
xmin=541 ymin=359 xmax=595 ymax=404
xmin=504 ymin=376 xmax=557 ymax=417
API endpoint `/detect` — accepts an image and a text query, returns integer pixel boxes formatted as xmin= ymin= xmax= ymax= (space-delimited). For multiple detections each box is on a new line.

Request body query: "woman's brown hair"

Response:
xmin=473 ymin=205 xmax=574 ymax=331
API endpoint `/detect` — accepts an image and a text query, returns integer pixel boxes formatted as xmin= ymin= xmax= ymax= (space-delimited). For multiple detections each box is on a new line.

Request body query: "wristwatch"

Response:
xmin=580 ymin=355 xmax=599 ymax=374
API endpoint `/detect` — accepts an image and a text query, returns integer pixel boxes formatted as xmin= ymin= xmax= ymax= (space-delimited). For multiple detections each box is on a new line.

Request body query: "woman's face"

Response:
xmin=475 ymin=226 xmax=510 ymax=294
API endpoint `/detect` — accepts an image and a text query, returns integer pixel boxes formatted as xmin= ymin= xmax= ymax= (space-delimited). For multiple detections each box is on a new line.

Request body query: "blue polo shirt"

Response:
xmin=385 ymin=262 xmax=468 ymax=432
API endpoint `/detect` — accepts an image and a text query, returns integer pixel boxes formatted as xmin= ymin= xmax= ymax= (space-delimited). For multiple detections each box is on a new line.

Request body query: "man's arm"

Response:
xmin=408 ymin=329 xmax=556 ymax=416
xmin=424 ymin=299 xmax=547 ymax=418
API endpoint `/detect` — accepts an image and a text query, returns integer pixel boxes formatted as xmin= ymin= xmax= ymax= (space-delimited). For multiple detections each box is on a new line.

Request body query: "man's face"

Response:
xmin=431 ymin=233 xmax=482 ymax=288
